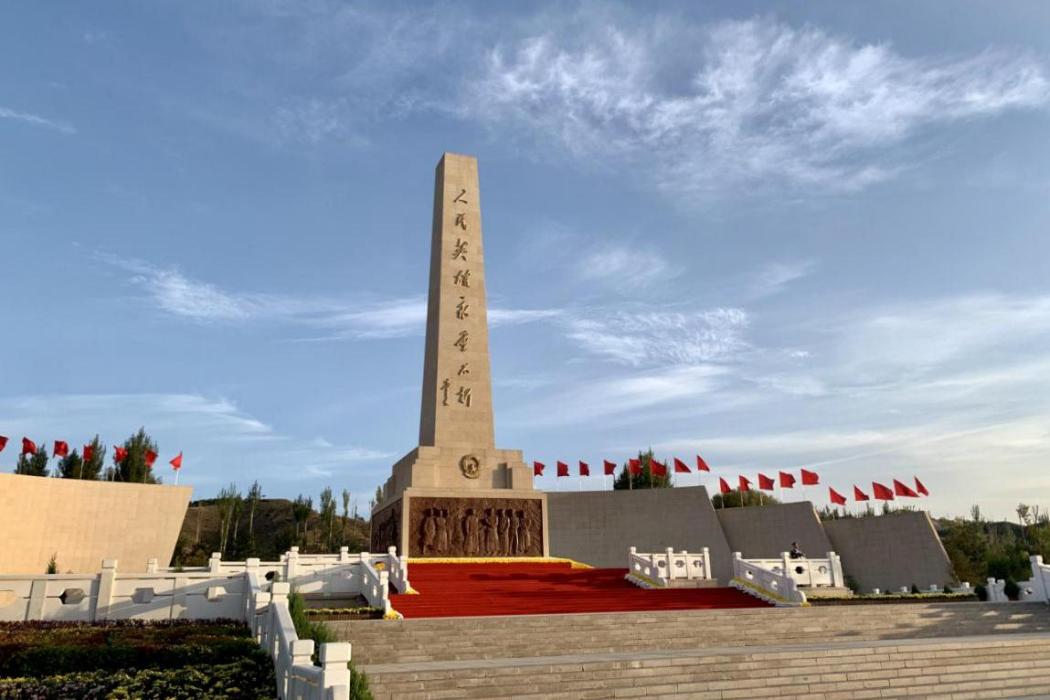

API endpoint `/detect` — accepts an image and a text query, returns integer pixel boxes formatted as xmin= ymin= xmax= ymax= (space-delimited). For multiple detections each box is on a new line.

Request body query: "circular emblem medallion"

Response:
xmin=459 ymin=454 xmax=481 ymax=479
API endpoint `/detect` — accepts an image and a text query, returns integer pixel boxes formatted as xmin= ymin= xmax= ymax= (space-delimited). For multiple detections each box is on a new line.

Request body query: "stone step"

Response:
xmin=329 ymin=603 xmax=1050 ymax=666
xmin=363 ymin=635 xmax=1050 ymax=700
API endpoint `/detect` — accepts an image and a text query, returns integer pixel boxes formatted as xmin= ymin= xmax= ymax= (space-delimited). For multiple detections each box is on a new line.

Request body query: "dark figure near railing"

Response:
xmin=789 ymin=542 xmax=805 ymax=559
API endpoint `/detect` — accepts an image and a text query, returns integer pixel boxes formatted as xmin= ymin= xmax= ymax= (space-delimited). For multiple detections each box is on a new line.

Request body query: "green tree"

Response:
xmin=319 ymin=487 xmax=337 ymax=552
xmin=56 ymin=451 xmax=84 ymax=479
xmin=341 ymin=488 xmax=352 ymax=542
xmin=15 ymin=446 xmax=49 ymax=477
xmin=246 ymin=481 xmax=263 ymax=541
xmin=612 ymin=450 xmax=671 ymax=490
xmin=711 ymin=489 xmax=782 ymax=508
xmin=81 ymin=436 xmax=106 ymax=480
xmin=216 ymin=484 xmax=242 ymax=557
xmin=115 ymin=428 xmax=160 ymax=483
xmin=292 ymin=495 xmax=313 ymax=545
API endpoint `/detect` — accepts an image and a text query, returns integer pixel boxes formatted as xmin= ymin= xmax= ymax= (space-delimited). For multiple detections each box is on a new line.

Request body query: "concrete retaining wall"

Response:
xmin=546 ymin=486 xmax=735 ymax=583
xmin=823 ymin=511 xmax=955 ymax=593
xmin=0 ymin=474 xmax=192 ymax=574
xmin=716 ymin=502 xmax=833 ymax=559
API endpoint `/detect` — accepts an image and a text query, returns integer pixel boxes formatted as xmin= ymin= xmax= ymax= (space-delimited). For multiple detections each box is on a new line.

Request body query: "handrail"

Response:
xmin=360 ymin=553 xmax=393 ymax=617
xmin=731 ymin=552 xmax=807 ymax=607
xmin=626 ymin=547 xmax=713 ymax=588
xmin=386 ymin=546 xmax=411 ymax=593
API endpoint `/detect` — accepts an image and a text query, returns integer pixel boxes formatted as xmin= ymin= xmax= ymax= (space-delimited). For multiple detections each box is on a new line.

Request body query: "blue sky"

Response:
xmin=2 ymin=1 xmax=1049 ymax=519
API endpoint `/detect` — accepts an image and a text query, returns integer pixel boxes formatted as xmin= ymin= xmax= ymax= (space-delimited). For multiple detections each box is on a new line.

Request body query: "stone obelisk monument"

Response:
xmin=371 ymin=153 xmax=548 ymax=558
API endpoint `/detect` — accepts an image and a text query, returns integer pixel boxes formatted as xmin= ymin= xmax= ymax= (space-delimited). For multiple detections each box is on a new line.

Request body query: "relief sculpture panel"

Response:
xmin=370 ymin=499 xmax=401 ymax=553
xmin=409 ymin=497 xmax=544 ymax=558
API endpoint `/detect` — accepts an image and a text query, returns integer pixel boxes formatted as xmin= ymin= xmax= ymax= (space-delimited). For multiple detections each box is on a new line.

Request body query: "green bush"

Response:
xmin=1004 ymin=578 xmax=1021 ymax=601
xmin=0 ymin=657 xmax=274 ymax=699
xmin=975 ymin=583 xmax=988 ymax=601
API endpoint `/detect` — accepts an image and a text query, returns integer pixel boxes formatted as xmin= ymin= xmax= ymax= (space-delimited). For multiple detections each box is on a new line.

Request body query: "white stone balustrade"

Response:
xmin=744 ymin=552 xmax=844 ymax=589
xmin=359 ymin=553 xmax=393 ymax=617
xmin=991 ymin=555 xmax=1050 ymax=604
xmin=386 ymin=546 xmax=411 ymax=594
xmin=730 ymin=552 xmax=807 ymax=607
xmin=626 ymin=547 xmax=713 ymax=588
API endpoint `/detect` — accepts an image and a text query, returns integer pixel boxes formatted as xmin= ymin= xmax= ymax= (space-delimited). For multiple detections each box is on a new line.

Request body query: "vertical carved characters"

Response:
xmin=409 ymin=497 xmax=543 ymax=557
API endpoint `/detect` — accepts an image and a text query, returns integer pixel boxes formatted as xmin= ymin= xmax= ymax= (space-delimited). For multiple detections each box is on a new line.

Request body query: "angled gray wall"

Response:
xmin=546 ymin=486 xmax=734 ymax=583
xmin=716 ymin=502 xmax=833 ymax=559
xmin=823 ymin=511 xmax=955 ymax=593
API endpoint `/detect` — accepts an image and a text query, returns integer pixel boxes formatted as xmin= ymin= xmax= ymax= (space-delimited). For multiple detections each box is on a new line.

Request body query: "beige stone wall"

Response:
xmin=0 ymin=474 xmax=191 ymax=574
xmin=716 ymin=502 xmax=833 ymax=559
xmin=823 ymin=510 xmax=955 ymax=593
xmin=546 ymin=486 xmax=735 ymax=582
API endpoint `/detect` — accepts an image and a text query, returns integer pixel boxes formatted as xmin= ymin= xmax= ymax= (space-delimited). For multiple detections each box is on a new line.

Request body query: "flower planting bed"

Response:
xmin=0 ymin=619 xmax=275 ymax=699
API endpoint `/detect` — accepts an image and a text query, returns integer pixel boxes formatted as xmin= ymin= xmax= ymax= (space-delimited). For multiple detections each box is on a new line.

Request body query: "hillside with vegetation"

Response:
xmin=174 ymin=484 xmax=371 ymax=566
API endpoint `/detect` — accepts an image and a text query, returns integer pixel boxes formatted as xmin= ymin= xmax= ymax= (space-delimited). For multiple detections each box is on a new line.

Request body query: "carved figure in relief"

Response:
xmin=422 ymin=510 xmax=437 ymax=555
xmin=482 ymin=510 xmax=499 ymax=555
xmin=521 ymin=512 xmax=533 ymax=553
xmin=464 ymin=510 xmax=480 ymax=556
xmin=434 ymin=510 xmax=449 ymax=554
xmin=510 ymin=511 xmax=521 ymax=554
xmin=497 ymin=510 xmax=512 ymax=554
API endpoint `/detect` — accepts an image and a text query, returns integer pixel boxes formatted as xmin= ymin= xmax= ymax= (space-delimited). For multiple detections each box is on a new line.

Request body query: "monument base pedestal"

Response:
xmin=371 ymin=487 xmax=549 ymax=558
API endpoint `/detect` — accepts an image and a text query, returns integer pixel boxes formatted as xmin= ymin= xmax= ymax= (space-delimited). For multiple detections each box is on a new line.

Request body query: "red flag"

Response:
xmin=114 ymin=446 xmax=128 ymax=463
xmin=651 ymin=459 xmax=668 ymax=477
xmin=533 ymin=461 xmax=545 ymax=476
xmin=21 ymin=437 xmax=37 ymax=455
xmin=779 ymin=471 xmax=796 ymax=488
xmin=893 ymin=479 xmax=919 ymax=498
xmin=914 ymin=477 xmax=929 ymax=496
xmin=603 ymin=460 xmax=617 ymax=476
xmin=738 ymin=475 xmax=751 ymax=492
xmin=853 ymin=485 xmax=869 ymax=501
xmin=83 ymin=444 xmax=94 ymax=463
xmin=673 ymin=457 xmax=691 ymax=474
xmin=872 ymin=481 xmax=894 ymax=500
xmin=170 ymin=452 xmax=183 ymax=470
xmin=628 ymin=459 xmax=642 ymax=476
xmin=758 ymin=473 xmax=775 ymax=491
xmin=719 ymin=477 xmax=731 ymax=494
xmin=0 ymin=435 xmax=9 ymax=452
xmin=53 ymin=440 xmax=69 ymax=458
xmin=145 ymin=450 xmax=158 ymax=468
xmin=579 ymin=461 xmax=590 ymax=477
xmin=695 ymin=454 xmax=710 ymax=472
xmin=801 ymin=468 xmax=819 ymax=485
xmin=829 ymin=487 xmax=847 ymax=506
xmin=556 ymin=461 xmax=569 ymax=477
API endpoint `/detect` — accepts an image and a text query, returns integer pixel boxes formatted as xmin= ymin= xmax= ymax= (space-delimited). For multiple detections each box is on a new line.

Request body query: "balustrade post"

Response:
xmin=732 ymin=551 xmax=742 ymax=578
xmin=95 ymin=559 xmax=118 ymax=621
xmin=665 ymin=547 xmax=675 ymax=580
xmin=146 ymin=558 xmax=158 ymax=573
xmin=829 ymin=552 xmax=843 ymax=588
xmin=340 ymin=546 xmax=350 ymax=563
xmin=286 ymin=547 xmax=299 ymax=581
xmin=781 ymin=552 xmax=791 ymax=580
xmin=320 ymin=643 xmax=352 ymax=699
xmin=702 ymin=547 xmax=711 ymax=580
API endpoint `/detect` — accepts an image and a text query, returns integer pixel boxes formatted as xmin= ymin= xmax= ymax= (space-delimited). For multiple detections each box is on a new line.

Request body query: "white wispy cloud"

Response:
xmin=0 ymin=107 xmax=76 ymax=135
xmin=565 ymin=307 xmax=750 ymax=366
xmin=98 ymin=254 xmax=559 ymax=339
xmin=748 ymin=260 xmax=816 ymax=299
xmin=0 ymin=393 xmax=392 ymax=493
xmin=467 ymin=17 xmax=1050 ymax=195
xmin=577 ymin=245 xmax=678 ymax=289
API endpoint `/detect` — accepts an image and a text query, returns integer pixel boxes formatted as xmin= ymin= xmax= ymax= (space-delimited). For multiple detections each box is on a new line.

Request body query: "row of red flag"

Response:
xmin=533 ymin=455 xmax=714 ymax=477
xmin=0 ymin=436 xmax=183 ymax=471
xmin=719 ymin=474 xmax=930 ymax=503
xmin=531 ymin=454 xmax=930 ymax=504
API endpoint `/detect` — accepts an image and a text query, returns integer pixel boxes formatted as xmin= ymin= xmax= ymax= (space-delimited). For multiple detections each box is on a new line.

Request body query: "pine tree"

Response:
xmin=80 ymin=436 xmax=106 ymax=480
xmin=612 ymin=449 xmax=671 ymax=490
xmin=57 ymin=451 xmax=84 ymax=479
xmin=15 ymin=447 xmax=49 ymax=477
xmin=115 ymin=428 xmax=160 ymax=483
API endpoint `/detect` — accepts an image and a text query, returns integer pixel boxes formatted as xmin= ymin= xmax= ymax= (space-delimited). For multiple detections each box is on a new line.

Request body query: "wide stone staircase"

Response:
xmin=328 ymin=602 xmax=1050 ymax=699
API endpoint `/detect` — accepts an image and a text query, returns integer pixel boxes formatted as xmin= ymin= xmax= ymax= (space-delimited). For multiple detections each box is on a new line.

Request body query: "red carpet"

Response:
xmin=391 ymin=562 xmax=769 ymax=618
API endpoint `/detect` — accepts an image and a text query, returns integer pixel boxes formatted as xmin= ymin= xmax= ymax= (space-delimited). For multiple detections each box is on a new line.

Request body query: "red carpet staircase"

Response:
xmin=326 ymin=562 xmax=1050 ymax=699
xmin=389 ymin=561 xmax=766 ymax=618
